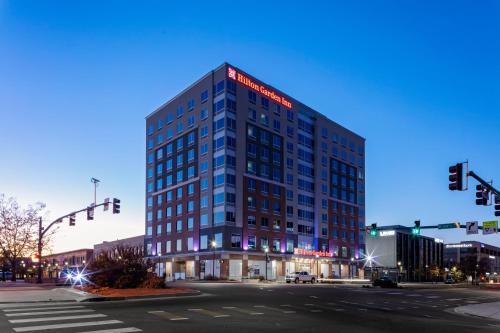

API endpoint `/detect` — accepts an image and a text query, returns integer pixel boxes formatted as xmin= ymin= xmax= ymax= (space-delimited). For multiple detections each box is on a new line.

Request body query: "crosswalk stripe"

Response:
xmin=9 ymin=314 xmax=107 ymax=324
xmin=0 ymin=302 xmax=77 ymax=309
xmin=6 ymin=309 xmax=94 ymax=317
xmin=187 ymin=308 xmax=230 ymax=318
xmin=254 ymin=305 xmax=295 ymax=314
xmin=149 ymin=311 xmax=189 ymax=321
xmin=4 ymin=306 xmax=87 ymax=313
xmin=12 ymin=319 xmax=123 ymax=332
xmin=77 ymin=328 xmax=142 ymax=333
xmin=222 ymin=306 xmax=263 ymax=315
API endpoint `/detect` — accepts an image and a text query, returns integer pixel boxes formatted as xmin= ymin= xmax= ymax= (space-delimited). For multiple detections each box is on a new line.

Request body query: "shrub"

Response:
xmin=141 ymin=276 xmax=166 ymax=289
xmin=87 ymin=245 xmax=154 ymax=289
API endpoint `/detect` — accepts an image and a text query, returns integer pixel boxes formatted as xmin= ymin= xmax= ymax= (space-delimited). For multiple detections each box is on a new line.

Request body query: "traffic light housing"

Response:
xmin=69 ymin=214 xmax=76 ymax=226
xmin=87 ymin=207 xmax=94 ymax=220
xmin=103 ymin=198 xmax=110 ymax=211
xmin=475 ymin=185 xmax=489 ymax=206
xmin=448 ymin=163 xmax=464 ymax=191
xmin=412 ymin=220 xmax=421 ymax=235
xmin=495 ymin=195 xmax=500 ymax=217
xmin=369 ymin=223 xmax=377 ymax=237
xmin=113 ymin=198 xmax=121 ymax=214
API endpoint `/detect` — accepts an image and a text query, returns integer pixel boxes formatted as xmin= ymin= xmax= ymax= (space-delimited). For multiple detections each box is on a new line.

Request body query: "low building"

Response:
xmin=93 ymin=235 xmax=145 ymax=259
xmin=42 ymin=249 xmax=94 ymax=278
xmin=365 ymin=225 xmax=444 ymax=282
xmin=444 ymin=241 xmax=500 ymax=277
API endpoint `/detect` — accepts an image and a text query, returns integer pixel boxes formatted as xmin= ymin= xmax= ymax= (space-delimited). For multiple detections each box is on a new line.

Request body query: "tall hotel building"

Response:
xmin=145 ymin=63 xmax=366 ymax=280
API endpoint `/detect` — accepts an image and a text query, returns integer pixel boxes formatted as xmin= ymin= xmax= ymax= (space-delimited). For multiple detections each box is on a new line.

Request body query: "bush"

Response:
xmin=258 ymin=276 xmax=265 ymax=281
xmin=141 ymin=276 xmax=166 ymax=289
xmin=87 ymin=245 xmax=154 ymax=289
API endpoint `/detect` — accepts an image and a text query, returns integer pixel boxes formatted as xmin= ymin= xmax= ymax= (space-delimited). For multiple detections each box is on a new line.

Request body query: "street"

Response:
xmin=1 ymin=283 xmax=500 ymax=332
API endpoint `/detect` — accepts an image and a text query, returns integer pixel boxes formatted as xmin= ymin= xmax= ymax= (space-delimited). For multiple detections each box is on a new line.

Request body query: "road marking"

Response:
xmin=12 ymin=320 xmax=123 ymax=332
xmin=466 ymin=300 xmax=479 ymax=304
xmin=407 ymin=294 xmax=421 ymax=297
xmin=4 ymin=306 xmax=87 ymax=313
xmin=388 ymin=292 xmax=402 ymax=295
xmin=426 ymin=296 xmax=440 ymax=299
xmin=309 ymin=296 xmax=318 ymax=299
xmin=187 ymin=308 xmax=229 ymax=318
xmin=9 ymin=314 xmax=107 ymax=324
xmin=0 ymin=302 xmax=77 ymax=309
xmin=445 ymin=298 xmax=460 ymax=301
xmin=6 ymin=309 xmax=95 ymax=317
xmin=223 ymin=307 xmax=263 ymax=315
xmin=77 ymin=328 xmax=142 ymax=333
xmin=424 ymin=314 xmax=433 ymax=318
xmin=358 ymin=308 xmax=367 ymax=311
xmin=149 ymin=311 xmax=188 ymax=321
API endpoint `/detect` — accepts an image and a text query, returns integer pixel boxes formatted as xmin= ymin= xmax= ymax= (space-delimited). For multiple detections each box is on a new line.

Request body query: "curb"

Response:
xmin=79 ymin=290 xmax=203 ymax=302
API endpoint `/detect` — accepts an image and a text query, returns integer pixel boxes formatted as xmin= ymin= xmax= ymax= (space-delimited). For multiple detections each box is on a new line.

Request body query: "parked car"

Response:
xmin=444 ymin=277 xmax=455 ymax=284
xmin=286 ymin=271 xmax=316 ymax=284
xmin=0 ymin=271 xmax=13 ymax=281
xmin=372 ymin=277 xmax=398 ymax=288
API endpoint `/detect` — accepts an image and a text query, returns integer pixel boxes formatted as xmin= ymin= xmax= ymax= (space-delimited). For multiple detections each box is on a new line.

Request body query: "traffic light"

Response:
xmin=69 ymin=214 xmax=76 ymax=226
xmin=412 ymin=220 xmax=421 ymax=235
xmin=448 ymin=163 xmax=464 ymax=191
xmin=495 ymin=195 xmax=500 ymax=217
xmin=475 ymin=185 xmax=489 ymax=206
xmin=369 ymin=223 xmax=377 ymax=237
xmin=112 ymin=198 xmax=121 ymax=214
xmin=87 ymin=207 xmax=94 ymax=220
xmin=103 ymin=198 xmax=110 ymax=211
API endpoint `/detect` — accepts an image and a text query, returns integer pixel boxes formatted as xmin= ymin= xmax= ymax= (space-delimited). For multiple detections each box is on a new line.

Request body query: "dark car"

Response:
xmin=373 ymin=277 xmax=398 ymax=288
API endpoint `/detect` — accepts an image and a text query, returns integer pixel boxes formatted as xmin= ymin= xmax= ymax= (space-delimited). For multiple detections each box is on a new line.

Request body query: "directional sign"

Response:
xmin=482 ymin=220 xmax=498 ymax=235
xmin=438 ymin=222 xmax=461 ymax=229
xmin=466 ymin=221 xmax=479 ymax=235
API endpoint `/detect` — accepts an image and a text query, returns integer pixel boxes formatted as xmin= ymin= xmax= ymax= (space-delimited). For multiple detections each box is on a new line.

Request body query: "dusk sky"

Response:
xmin=1 ymin=1 xmax=499 ymax=253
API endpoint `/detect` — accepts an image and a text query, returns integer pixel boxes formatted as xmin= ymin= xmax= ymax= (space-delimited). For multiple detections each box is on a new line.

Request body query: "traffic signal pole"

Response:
xmin=468 ymin=171 xmax=500 ymax=197
xmin=36 ymin=199 xmax=119 ymax=284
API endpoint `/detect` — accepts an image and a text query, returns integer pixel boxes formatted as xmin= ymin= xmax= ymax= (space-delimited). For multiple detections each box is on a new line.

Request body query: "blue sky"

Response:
xmin=1 ymin=1 xmax=499 ymax=252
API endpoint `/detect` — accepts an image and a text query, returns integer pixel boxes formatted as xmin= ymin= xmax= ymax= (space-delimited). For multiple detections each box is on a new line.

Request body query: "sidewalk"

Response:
xmin=0 ymin=284 xmax=98 ymax=303
xmin=455 ymin=301 xmax=500 ymax=320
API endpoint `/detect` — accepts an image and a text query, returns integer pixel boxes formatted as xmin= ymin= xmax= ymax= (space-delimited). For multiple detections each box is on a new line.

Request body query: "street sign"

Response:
xmin=438 ymin=223 xmax=460 ymax=229
xmin=466 ymin=221 xmax=479 ymax=235
xmin=482 ymin=220 xmax=498 ymax=235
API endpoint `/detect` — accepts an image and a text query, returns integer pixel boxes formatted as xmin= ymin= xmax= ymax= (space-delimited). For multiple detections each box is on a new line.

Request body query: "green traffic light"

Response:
xmin=370 ymin=229 xmax=377 ymax=237
xmin=412 ymin=228 xmax=420 ymax=235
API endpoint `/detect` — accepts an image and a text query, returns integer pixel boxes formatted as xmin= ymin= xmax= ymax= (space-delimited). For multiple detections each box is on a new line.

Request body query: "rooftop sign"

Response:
xmin=445 ymin=243 xmax=473 ymax=249
xmin=228 ymin=67 xmax=293 ymax=109
xmin=379 ymin=230 xmax=395 ymax=237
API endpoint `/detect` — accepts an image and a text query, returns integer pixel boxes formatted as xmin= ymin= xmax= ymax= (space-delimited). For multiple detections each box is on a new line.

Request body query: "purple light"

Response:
xmin=194 ymin=247 xmax=198 ymax=252
xmin=281 ymin=249 xmax=285 ymax=253
xmin=243 ymin=246 xmax=248 ymax=251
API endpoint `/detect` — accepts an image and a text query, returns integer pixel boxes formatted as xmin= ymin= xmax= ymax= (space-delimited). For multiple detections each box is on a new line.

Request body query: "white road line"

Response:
xmin=12 ymin=320 xmax=123 ymax=332
xmin=407 ymin=294 xmax=421 ymax=297
xmin=76 ymin=328 xmax=142 ymax=333
xmin=7 ymin=309 xmax=95 ymax=317
xmin=0 ymin=302 xmax=77 ymax=309
xmin=388 ymin=292 xmax=402 ymax=295
xmin=445 ymin=298 xmax=460 ymax=301
xmin=309 ymin=296 xmax=318 ymax=299
xmin=426 ymin=296 xmax=440 ymax=299
xmin=4 ymin=306 xmax=87 ymax=313
xmin=10 ymin=314 xmax=107 ymax=324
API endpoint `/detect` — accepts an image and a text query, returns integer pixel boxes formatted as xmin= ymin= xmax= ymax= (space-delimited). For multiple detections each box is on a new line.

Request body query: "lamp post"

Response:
xmin=350 ymin=257 xmax=355 ymax=279
xmin=211 ymin=241 xmax=217 ymax=278
xmin=264 ymin=247 xmax=269 ymax=281
xmin=315 ymin=254 xmax=320 ymax=278
xmin=397 ymin=261 xmax=402 ymax=282
xmin=157 ymin=254 xmax=161 ymax=276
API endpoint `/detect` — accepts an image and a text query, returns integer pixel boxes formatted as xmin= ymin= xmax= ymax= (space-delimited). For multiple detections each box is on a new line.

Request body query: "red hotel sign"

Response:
xmin=228 ymin=67 xmax=293 ymax=109
xmin=293 ymin=248 xmax=332 ymax=257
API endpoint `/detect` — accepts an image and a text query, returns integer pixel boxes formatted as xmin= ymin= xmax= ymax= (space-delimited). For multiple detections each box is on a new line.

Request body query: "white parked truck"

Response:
xmin=285 ymin=271 xmax=316 ymax=284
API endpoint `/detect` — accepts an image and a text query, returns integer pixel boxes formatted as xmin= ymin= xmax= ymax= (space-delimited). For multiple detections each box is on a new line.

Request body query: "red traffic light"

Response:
xmin=448 ymin=163 xmax=464 ymax=191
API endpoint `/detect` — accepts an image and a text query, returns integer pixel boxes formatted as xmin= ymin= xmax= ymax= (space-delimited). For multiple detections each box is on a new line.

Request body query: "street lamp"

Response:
xmin=315 ymin=254 xmax=320 ymax=278
xmin=211 ymin=241 xmax=217 ymax=278
xmin=157 ymin=254 xmax=161 ymax=276
xmin=350 ymin=257 xmax=355 ymax=279
xmin=264 ymin=247 xmax=269 ymax=281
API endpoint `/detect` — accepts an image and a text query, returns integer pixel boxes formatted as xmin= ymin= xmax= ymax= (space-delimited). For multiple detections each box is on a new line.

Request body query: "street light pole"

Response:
xmin=264 ymin=247 xmax=269 ymax=281
xmin=157 ymin=254 xmax=161 ymax=276
xmin=211 ymin=241 xmax=217 ymax=278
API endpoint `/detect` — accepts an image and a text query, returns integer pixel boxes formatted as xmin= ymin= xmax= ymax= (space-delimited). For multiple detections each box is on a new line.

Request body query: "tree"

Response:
xmin=460 ymin=255 xmax=490 ymax=280
xmin=0 ymin=195 xmax=44 ymax=281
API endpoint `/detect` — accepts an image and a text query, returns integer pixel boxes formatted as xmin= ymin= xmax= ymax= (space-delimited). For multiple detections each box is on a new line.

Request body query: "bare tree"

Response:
xmin=0 ymin=195 xmax=45 ymax=281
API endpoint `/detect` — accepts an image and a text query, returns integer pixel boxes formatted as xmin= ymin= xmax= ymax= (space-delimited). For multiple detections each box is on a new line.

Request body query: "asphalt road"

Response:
xmin=1 ymin=283 xmax=500 ymax=333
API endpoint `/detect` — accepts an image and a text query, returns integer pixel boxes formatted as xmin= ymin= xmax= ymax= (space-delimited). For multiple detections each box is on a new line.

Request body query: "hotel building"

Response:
xmin=145 ymin=63 xmax=366 ymax=280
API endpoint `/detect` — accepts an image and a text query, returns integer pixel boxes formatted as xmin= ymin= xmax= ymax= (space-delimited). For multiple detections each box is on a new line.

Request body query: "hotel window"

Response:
xmin=260 ymin=147 xmax=269 ymax=161
xmin=177 ymin=154 xmax=183 ymax=167
xmin=201 ymin=90 xmax=208 ymax=103
xmin=286 ymin=190 xmax=293 ymax=201
xmin=214 ymin=99 xmax=224 ymax=114
xmin=247 ymin=215 xmax=256 ymax=227
xmin=200 ymin=142 xmax=208 ymax=155
xmin=147 ymin=152 xmax=153 ymax=164
xmin=213 ymin=192 xmax=225 ymax=206
xmin=215 ymin=80 xmax=224 ymax=95
xmin=156 ymin=149 xmax=163 ymax=160
xmin=247 ymin=143 xmax=256 ymax=157
xmin=261 ymin=237 xmax=268 ymax=249
xmin=166 ymin=128 xmax=173 ymax=140
xmin=187 ymin=237 xmax=193 ymax=251
xmin=147 ymin=196 xmax=153 ymax=208
xmin=248 ymin=108 xmax=256 ymax=121
xmin=166 ymin=112 xmax=173 ymax=124
xmin=188 ymin=166 xmax=195 ymax=179
xmin=272 ymin=202 xmax=281 ymax=214
xmin=248 ymin=236 xmax=256 ymax=250
xmin=157 ymin=134 xmax=163 ymax=145
xmin=260 ymin=113 xmax=269 ymax=126
xmin=247 ymin=161 xmax=256 ymax=174
xmin=176 ymin=203 xmax=183 ymax=216
xmin=286 ymin=221 xmax=294 ymax=233
xmin=148 ymin=138 xmax=154 ymax=150
xmin=200 ymin=108 xmax=208 ymax=120
xmin=200 ymin=214 xmax=208 ymax=226
xmin=248 ymin=90 xmax=256 ymax=104
xmin=287 ymin=109 xmax=294 ymax=122
xmin=156 ymin=224 xmax=162 ymax=235
xmin=273 ymin=239 xmax=280 ymax=252
xmin=147 ymin=167 xmax=153 ymax=179
xmin=156 ymin=210 xmax=162 ymax=220
xmin=272 ymin=135 xmax=282 ymax=150
xmin=147 ymin=183 xmax=153 ymax=193
xmin=166 ymin=191 xmax=172 ymax=202
xmin=273 ymin=219 xmax=281 ymax=230
xmin=188 ymin=184 xmax=194 ymax=196
xmin=200 ymin=160 xmax=208 ymax=173
xmin=147 ymin=211 xmax=153 ymax=222
xmin=213 ymin=211 xmax=225 ymax=224
xmin=273 ymin=119 xmax=281 ymax=132
xmin=247 ymin=196 xmax=256 ymax=210
xmin=200 ymin=196 xmax=208 ymax=208
xmin=176 ymin=219 xmax=183 ymax=232
xmin=156 ymin=164 xmax=163 ymax=175
xmin=261 ymin=199 xmax=269 ymax=212
xmin=146 ymin=226 xmax=152 ymax=236
xmin=166 ymin=143 xmax=173 ymax=155
xmin=187 ymin=99 xmax=195 ymax=111
xmin=157 ymin=241 xmax=162 ymax=255
xmin=187 ymin=149 xmax=195 ymax=162
xmin=200 ymin=125 xmax=208 ymax=138
xmin=227 ymin=117 xmax=236 ymax=131
xmin=213 ymin=137 xmax=224 ymax=151
xmin=286 ymin=239 xmax=294 ymax=252
xmin=214 ymin=233 xmax=222 ymax=248
xmin=322 ymin=227 xmax=328 ymax=237
xmin=231 ymin=234 xmax=241 ymax=248
xmin=247 ymin=178 xmax=256 ymax=192
xmin=200 ymin=178 xmax=208 ymax=191
xmin=188 ymin=201 xmax=194 ymax=213
xmin=200 ymin=235 xmax=208 ymax=249
xmin=177 ymin=137 xmax=183 ymax=151
xmin=148 ymin=124 xmax=154 ymax=135
xmin=287 ymin=126 xmax=294 ymax=137
xmin=177 ymin=106 xmax=184 ymax=118
xmin=261 ymin=97 xmax=269 ymax=109
xmin=176 ymin=239 xmax=182 ymax=252
xmin=176 ymin=170 xmax=183 ymax=183
xmin=166 ymin=241 xmax=171 ymax=253
xmin=166 ymin=207 xmax=172 ymax=218
xmin=261 ymin=217 xmax=269 ymax=228
xmin=177 ymin=122 xmax=184 ymax=134
xmin=166 ymin=223 xmax=171 ymax=234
